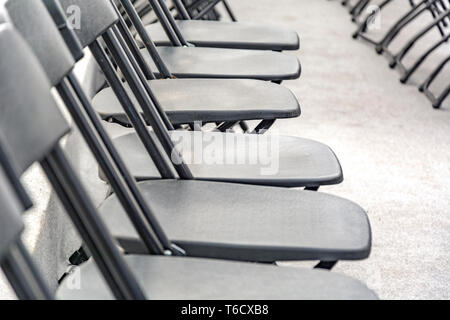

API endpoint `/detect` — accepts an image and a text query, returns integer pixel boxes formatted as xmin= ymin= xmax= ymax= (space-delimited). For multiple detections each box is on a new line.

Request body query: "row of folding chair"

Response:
xmin=340 ymin=0 xmax=450 ymax=108
xmin=0 ymin=0 xmax=376 ymax=299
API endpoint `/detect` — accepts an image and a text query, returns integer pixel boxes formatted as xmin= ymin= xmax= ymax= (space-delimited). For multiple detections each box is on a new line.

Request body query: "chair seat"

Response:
xmin=98 ymin=180 xmax=371 ymax=261
xmin=92 ymin=79 xmax=301 ymax=125
xmin=140 ymin=20 xmax=300 ymax=51
xmin=57 ymin=255 xmax=377 ymax=300
xmin=107 ymin=131 xmax=343 ymax=188
xmin=142 ymin=46 xmax=301 ymax=80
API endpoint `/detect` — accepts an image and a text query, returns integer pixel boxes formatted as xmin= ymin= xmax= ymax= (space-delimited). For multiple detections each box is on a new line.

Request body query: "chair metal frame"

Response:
xmin=116 ymin=0 xmax=276 ymax=132
xmin=419 ymin=55 xmax=450 ymax=108
xmin=177 ymin=0 xmax=236 ymax=21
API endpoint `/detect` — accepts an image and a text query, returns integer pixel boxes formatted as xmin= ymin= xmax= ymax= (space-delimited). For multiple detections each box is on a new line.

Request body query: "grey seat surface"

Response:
xmin=92 ymin=79 xmax=301 ymax=125
xmin=57 ymin=255 xmax=377 ymax=300
xmin=142 ymin=46 xmax=301 ymax=80
xmin=140 ymin=20 xmax=300 ymax=50
xmin=108 ymin=131 xmax=343 ymax=188
xmin=98 ymin=180 xmax=371 ymax=261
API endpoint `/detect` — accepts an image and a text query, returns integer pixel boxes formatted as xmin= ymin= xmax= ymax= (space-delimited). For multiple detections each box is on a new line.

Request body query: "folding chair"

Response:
xmin=135 ymin=0 xmax=301 ymax=51
xmin=6 ymin=0 xmax=370 ymax=265
xmin=92 ymin=0 xmax=301 ymax=131
xmin=52 ymin=0 xmax=344 ymax=189
xmin=63 ymin=0 xmax=301 ymax=82
xmin=0 ymin=20 xmax=377 ymax=300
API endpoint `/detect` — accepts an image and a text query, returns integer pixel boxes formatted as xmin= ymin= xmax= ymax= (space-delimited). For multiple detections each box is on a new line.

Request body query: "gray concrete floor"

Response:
xmin=228 ymin=0 xmax=450 ymax=299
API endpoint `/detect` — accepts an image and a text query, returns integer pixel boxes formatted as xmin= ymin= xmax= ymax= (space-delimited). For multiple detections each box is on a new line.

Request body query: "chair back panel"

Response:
xmin=58 ymin=0 xmax=119 ymax=47
xmin=42 ymin=0 xmax=85 ymax=62
xmin=5 ymin=0 xmax=75 ymax=86
xmin=0 ymin=26 xmax=70 ymax=174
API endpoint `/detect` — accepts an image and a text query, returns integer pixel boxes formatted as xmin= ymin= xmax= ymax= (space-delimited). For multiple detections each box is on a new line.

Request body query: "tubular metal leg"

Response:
xmin=399 ymin=33 xmax=450 ymax=83
xmin=314 ymin=261 xmax=338 ymax=270
xmin=419 ymin=55 xmax=450 ymax=108
xmin=353 ymin=0 xmax=392 ymax=40
xmin=389 ymin=9 xmax=450 ymax=68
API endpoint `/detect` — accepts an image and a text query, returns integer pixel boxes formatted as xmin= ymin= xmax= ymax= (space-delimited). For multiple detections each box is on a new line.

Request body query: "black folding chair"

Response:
xmin=135 ymin=0 xmax=301 ymax=51
xmin=63 ymin=0 xmax=302 ymax=134
xmin=0 ymin=19 xmax=377 ymax=300
xmin=74 ymin=0 xmax=301 ymax=82
xmin=5 ymin=0 xmax=371 ymax=266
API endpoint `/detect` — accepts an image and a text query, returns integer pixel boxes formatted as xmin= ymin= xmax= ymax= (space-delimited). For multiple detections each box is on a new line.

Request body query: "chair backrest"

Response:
xmin=58 ymin=0 xmax=119 ymax=47
xmin=5 ymin=0 xmax=75 ymax=86
xmin=42 ymin=0 xmax=85 ymax=62
xmin=0 ymin=25 xmax=70 ymax=175
xmin=0 ymin=166 xmax=24 ymax=262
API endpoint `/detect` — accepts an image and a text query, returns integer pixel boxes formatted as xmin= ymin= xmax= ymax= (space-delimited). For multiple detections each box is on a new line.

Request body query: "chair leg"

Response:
xmin=222 ymin=0 xmax=237 ymax=21
xmin=419 ymin=56 xmax=450 ymax=108
xmin=314 ymin=261 xmax=338 ymax=270
xmin=389 ymin=9 xmax=450 ymax=69
xmin=352 ymin=0 xmax=392 ymax=40
xmin=375 ymin=0 xmax=431 ymax=54
xmin=399 ymin=33 xmax=450 ymax=83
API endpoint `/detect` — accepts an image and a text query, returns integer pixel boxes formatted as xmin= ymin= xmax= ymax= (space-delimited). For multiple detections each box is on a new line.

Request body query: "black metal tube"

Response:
xmin=2 ymin=241 xmax=53 ymax=300
xmin=112 ymin=25 xmax=174 ymax=130
xmin=146 ymin=0 xmax=183 ymax=46
xmin=56 ymin=79 xmax=163 ymax=255
xmin=116 ymin=10 xmax=155 ymax=80
xmin=378 ymin=0 xmax=434 ymax=52
xmin=400 ymin=33 xmax=450 ymax=83
xmin=119 ymin=0 xmax=173 ymax=77
xmin=102 ymin=30 xmax=193 ymax=179
xmin=66 ymin=72 xmax=173 ymax=252
xmin=353 ymin=0 xmax=392 ymax=39
xmin=41 ymin=145 xmax=146 ymax=300
xmin=392 ymin=8 xmax=450 ymax=67
xmin=222 ymin=0 xmax=237 ymax=21
xmin=89 ymin=40 xmax=176 ymax=179
xmin=193 ymin=0 xmax=221 ymax=20
xmin=157 ymin=0 xmax=189 ymax=45
xmin=172 ymin=0 xmax=191 ymax=19
xmin=420 ymin=55 xmax=450 ymax=95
